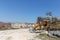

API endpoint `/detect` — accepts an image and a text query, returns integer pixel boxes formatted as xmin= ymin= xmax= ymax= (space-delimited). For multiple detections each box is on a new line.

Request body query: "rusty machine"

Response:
xmin=29 ymin=17 xmax=51 ymax=32
xmin=33 ymin=17 xmax=50 ymax=30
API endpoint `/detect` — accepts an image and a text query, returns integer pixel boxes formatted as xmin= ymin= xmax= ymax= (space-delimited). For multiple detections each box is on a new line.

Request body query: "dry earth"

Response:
xmin=0 ymin=29 xmax=39 ymax=40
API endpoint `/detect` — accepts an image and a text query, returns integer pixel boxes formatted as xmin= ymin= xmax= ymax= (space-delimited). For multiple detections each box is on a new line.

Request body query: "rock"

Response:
xmin=48 ymin=31 xmax=60 ymax=38
xmin=48 ymin=33 xmax=57 ymax=37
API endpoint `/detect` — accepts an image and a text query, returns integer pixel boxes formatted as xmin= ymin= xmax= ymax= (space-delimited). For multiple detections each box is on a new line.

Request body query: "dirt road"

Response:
xmin=0 ymin=29 xmax=38 ymax=40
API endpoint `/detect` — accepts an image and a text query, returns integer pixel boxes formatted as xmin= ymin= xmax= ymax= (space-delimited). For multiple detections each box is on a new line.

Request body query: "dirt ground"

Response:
xmin=0 ymin=29 xmax=39 ymax=40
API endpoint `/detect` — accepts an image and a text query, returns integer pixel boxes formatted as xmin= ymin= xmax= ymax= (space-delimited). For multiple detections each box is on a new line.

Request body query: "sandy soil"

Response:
xmin=0 ymin=29 xmax=38 ymax=40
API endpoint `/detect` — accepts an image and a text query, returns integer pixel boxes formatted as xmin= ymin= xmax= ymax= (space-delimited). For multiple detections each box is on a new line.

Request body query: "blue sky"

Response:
xmin=0 ymin=0 xmax=60 ymax=23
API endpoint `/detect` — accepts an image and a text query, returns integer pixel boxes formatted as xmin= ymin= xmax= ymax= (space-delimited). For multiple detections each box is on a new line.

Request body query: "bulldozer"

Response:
xmin=29 ymin=17 xmax=51 ymax=33
xmin=33 ymin=19 xmax=50 ymax=30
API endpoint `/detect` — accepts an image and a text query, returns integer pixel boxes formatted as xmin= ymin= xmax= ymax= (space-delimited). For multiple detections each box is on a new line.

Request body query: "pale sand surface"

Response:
xmin=0 ymin=29 xmax=38 ymax=40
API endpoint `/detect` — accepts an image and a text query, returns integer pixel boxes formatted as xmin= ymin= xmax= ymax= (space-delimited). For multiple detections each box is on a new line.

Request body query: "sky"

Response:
xmin=0 ymin=0 xmax=60 ymax=23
